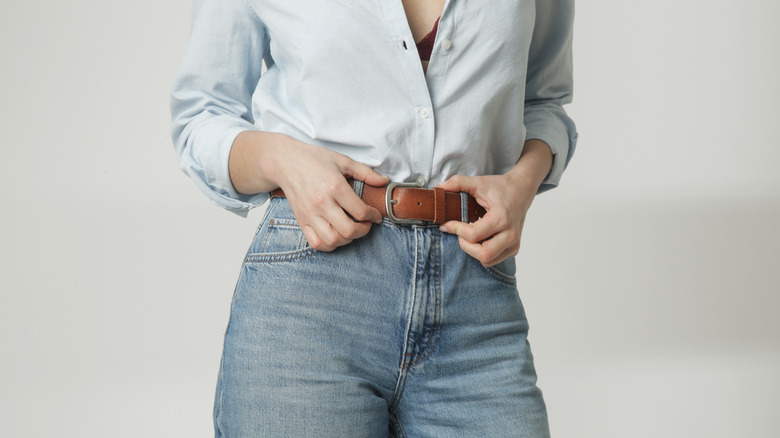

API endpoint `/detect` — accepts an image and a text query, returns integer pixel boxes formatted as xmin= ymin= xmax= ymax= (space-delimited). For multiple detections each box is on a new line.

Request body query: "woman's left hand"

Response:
xmin=437 ymin=139 xmax=553 ymax=267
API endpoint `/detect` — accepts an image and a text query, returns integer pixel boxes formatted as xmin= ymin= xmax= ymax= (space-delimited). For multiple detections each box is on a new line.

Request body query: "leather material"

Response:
xmin=433 ymin=187 xmax=446 ymax=224
xmin=270 ymin=180 xmax=485 ymax=224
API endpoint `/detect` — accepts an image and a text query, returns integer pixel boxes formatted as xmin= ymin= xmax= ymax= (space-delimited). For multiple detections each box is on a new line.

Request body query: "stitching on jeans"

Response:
xmin=481 ymin=264 xmax=517 ymax=285
xmin=251 ymin=214 xmax=316 ymax=262
xmin=407 ymin=230 xmax=443 ymax=368
xmin=389 ymin=414 xmax=406 ymax=438
xmin=214 ymin=363 xmax=226 ymax=435
xmin=389 ymin=229 xmax=419 ymax=411
xmin=406 ymin=325 xmax=439 ymax=367
xmin=401 ymin=229 xmax=420 ymax=367
xmin=245 ymin=248 xmax=318 ymax=263
xmin=388 ymin=369 xmax=409 ymax=414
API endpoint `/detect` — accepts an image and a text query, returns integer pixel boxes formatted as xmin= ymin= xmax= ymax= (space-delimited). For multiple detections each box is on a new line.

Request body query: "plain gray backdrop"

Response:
xmin=1 ymin=0 xmax=778 ymax=436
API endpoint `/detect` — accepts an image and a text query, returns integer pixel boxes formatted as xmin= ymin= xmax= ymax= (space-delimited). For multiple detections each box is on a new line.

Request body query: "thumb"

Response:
xmin=438 ymin=219 xmax=463 ymax=235
xmin=438 ymin=174 xmax=477 ymax=195
xmin=343 ymin=159 xmax=389 ymax=187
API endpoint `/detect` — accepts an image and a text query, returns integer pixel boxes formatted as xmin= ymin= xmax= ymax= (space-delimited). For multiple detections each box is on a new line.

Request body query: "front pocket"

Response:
xmin=479 ymin=257 xmax=517 ymax=286
xmin=245 ymin=218 xmax=317 ymax=263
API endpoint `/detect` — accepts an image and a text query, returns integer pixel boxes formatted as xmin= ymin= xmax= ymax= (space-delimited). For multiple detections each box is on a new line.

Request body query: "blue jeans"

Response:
xmin=214 ymin=197 xmax=550 ymax=437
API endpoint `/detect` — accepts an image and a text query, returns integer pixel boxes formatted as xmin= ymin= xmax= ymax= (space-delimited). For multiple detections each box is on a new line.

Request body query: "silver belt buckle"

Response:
xmin=385 ymin=181 xmax=426 ymax=225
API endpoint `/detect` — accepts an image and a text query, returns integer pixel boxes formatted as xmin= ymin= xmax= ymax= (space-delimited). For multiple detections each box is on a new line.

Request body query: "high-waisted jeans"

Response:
xmin=214 ymin=197 xmax=550 ymax=437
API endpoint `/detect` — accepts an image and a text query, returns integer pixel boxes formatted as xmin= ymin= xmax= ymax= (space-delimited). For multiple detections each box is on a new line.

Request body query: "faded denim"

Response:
xmin=214 ymin=197 xmax=550 ymax=437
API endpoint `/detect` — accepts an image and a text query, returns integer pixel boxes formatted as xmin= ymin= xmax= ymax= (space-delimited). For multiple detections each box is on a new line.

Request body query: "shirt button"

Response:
xmin=420 ymin=108 xmax=430 ymax=119
xmin=441 ymin=39 xmax=452 ymax=50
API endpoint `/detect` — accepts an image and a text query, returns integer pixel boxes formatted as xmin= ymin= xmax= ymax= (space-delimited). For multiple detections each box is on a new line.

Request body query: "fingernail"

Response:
xmin=439 ymin=225 xmax=448 ymax=232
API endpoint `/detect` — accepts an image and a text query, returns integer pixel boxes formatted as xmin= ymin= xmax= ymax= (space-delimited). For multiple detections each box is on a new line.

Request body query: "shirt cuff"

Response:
xmin=524 ymin=106 xmax=578 ymax=194
xmin=179 ymin=117 xmax=270 ymax=216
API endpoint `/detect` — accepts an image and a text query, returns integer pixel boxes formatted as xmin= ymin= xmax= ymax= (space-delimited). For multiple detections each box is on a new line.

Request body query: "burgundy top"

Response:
xmin=416 ymin=17 xmax=440 ymax=61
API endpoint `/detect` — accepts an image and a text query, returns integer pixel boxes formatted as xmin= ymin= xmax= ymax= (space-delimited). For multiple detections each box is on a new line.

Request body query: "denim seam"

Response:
xmin=245 ymin=248 xmax=318 ymax=263
xmin=214 ymin=275 xmax=242 ymax=437
xmin=407 ymin=230 xmax=442 ymax=368
xmin=403 ymin=228 xmax=426 ymax=368
xmin=214 ymin=359 xmax=227 ymax=436
xmin=404 ymin=228 xmax=421 ymax=368
xmin=248 ymin=213 xmax=317 ymax=262
xmin=481 ymin=264 xmax=517 ymax=285
xmin=388 ymin=368 xmax=409 ymax=414
xmin=252 ymin=198 xmax=279 ymax=240
xmin=389 ymin=229 xmax=419 ymax=412
xmin=407 ymin=334 xmax=438 ymax=367
xmin=389 ymin=414 xmax=406 ymax=438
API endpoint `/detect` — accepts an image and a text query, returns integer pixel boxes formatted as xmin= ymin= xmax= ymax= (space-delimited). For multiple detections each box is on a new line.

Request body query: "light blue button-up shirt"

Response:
xmin=171 ymin=0 xmax=577 ymax=216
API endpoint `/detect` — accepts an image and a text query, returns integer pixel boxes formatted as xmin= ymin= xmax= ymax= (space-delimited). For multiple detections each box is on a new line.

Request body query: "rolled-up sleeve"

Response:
xmin=524 ymin=0 xmax=578 ymax=193
xmin=170 ymin=0 xmax=269 ymax=216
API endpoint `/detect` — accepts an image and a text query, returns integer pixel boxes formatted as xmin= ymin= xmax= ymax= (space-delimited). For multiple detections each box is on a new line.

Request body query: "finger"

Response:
xmin=480 ymin=226 xmax=521 ymax=265
xmin=336 ymin=185 xmax=384 ymax=224
xmin=341 ymin=158 xmax=389 ymax=187
xmin=483 ymin=246 xmax=518 ymax=268
xmin=299 ymin=223 xmax=335 ymax=252
xmin=456 ymin=231 xmax=514 ymax=266
xmin=455 ymin=238 xmax=488 ymax=265
xmin=324 ymin=205 xmax=372 ymax=241
xmin=310 ymin=184 xmax=373 ymax=240
xmin=437 ymin=174 xmax=479 ymax=196
xmin=304 ymin=216 xmax=350 ymax=251
xmin=440 ymin=213 xmax=501 ymax=244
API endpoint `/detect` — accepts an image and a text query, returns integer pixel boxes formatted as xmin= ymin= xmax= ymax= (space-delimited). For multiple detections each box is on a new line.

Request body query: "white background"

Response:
xmin=1 ymin=0 xmax=778 ymax=436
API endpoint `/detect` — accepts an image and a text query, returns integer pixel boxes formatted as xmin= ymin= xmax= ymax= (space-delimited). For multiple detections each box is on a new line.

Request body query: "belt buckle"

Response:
xmin=385 ymin=181 xmax=426 ymax=225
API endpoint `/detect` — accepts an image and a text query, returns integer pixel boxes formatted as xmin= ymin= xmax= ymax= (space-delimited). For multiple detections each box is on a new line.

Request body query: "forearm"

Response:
xmin=228 ymin=130 xmax=285 ymax=195
xmin=505 ymin=139 xmax=554 ymax=191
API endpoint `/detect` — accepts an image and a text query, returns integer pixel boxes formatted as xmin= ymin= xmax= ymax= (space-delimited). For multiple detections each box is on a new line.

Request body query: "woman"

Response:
xmin=171 ymin=0 xmax=577 ymax=436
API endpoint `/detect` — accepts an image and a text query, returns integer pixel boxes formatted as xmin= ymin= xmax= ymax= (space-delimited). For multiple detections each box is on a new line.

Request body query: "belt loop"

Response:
xmin=433 ymin=187 xmax=446 ymax=224
xmin=460 ymin=192 xmax=469 ymax=223
xmin=353 ymin=179 xmax=364 ymax=198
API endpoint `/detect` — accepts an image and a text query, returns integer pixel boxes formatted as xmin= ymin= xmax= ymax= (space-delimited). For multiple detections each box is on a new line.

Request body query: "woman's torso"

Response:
xmin=247 ymin=0 xmax=536 ymax=187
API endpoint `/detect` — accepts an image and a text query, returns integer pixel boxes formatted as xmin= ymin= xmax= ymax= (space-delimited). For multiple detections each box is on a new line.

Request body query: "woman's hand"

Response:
xmin=229 ymin=131 xmax=389 ymax=251
xmin=437 ymin=139 xmax=553 ymax=267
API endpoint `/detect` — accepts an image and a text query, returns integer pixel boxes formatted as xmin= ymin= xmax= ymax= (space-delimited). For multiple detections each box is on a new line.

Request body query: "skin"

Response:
xmin=229 ymin=131 xmax=388 ymax=252
xmin=437 ymin=139 xmax=552 ymax=267
xmin=401 ymin=0 xmax=446 ymax=73
xmin=229 ymin=0 xmax=554 ymax=266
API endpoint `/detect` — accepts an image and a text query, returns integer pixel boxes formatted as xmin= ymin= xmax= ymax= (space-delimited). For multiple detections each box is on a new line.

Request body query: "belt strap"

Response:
xmin=270 ymin=179 xmax=485 ymax=225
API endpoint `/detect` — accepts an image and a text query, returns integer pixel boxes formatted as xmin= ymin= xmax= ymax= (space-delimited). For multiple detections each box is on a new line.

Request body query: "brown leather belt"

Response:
xmin=270 ymin=179 xmax=485 ymax=225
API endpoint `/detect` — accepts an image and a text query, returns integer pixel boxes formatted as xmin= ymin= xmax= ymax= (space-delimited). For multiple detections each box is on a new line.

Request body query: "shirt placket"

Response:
xmin=379 ymin=0 xmax=455 ymax=187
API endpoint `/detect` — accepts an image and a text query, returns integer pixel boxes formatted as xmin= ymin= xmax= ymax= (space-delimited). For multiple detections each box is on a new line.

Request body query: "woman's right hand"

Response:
xmin=229 ymin=130 xmax=389 ymax=251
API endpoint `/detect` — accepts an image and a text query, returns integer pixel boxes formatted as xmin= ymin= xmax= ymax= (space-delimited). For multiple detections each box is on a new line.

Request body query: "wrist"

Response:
xmin=507 ymin=139 xmax=553 ymax=190
xmin=229 ymin=130 xmax=287 ymax=194
xmin=253 ymin=131 xmax=287 ymax=189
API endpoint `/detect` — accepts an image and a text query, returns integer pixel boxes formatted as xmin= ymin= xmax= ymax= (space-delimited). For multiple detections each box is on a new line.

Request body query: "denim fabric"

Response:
xmin=214 ymin=197 xmax=550 ymax=437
